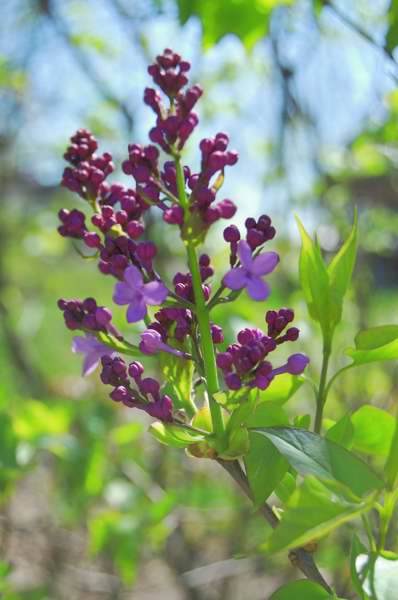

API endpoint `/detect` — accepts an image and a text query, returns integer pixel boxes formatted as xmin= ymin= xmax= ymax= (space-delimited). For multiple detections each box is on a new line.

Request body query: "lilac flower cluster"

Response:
xmin=57 ymin=297 xmax=119 ymax=337
xmin=62 ymin=129 xmax=114 ymax=200
xmin=57 ymin=48 xmax=310 ymax=424
xmin=216 ymin=309 xmax=308 ymax=391
xmin=100 ymin=356 xmax=173 ymax=421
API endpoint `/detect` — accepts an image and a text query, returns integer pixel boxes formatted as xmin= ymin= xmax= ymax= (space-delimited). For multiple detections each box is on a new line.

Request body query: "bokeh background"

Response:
xmin=1 ymin=1 xmax=398 ymax=598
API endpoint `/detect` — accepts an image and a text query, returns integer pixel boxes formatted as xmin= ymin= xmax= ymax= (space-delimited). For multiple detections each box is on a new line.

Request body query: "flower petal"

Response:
xmin=143 ymin=280 xmax=169 ymax=306
xmin=223 ymin=267 xmax=248 ymax=291
xmin=124 ymin=265 xmax=143 ymax=288
xmin=82 ymin=352 xmax=101 ymax=376
xmin=246 ymin=276 xmax=270 ymax=301
xmin=251 ymin=251 xmax=279 ymax=276
xmin=126 ymin=299 xmax=147 ymax=323
xmin=238 ymin=240 xmax=253 ymax=269
xmin=113 ymin=281 xmax=135 ymax=305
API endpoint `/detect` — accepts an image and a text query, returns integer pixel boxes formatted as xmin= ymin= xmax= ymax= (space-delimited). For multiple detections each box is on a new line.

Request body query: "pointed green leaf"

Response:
xmin=351 ymin=405 xmax=395 ymax=457
xmin=385 ymin=411 xmax=398 ymax=489
xmin=265 ymin=477 xmax=374 ymax=554
xmin=326 ymin=414 xmax=354 ymax=448
xmin=346 ymin=325 xmax=398 ymax=365
xmin=296 ymin=216 xmax=332 ymax=342
xmin=327 ymin=209 xmax=358 ymax=325
xmin=252 ymin=427 xmax=383 ymax=497
xmin=245 ymin=432 xmax=288 ymax=508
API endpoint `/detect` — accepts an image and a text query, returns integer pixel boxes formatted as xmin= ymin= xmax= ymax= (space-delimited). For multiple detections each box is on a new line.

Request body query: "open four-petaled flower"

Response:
xmin=72 ymin=334 xmax=115 ymax=376
xmin=223 ymin=240 xmax=279 ymax=300
xmin=113 ymin=266 xmax=169 ymax=323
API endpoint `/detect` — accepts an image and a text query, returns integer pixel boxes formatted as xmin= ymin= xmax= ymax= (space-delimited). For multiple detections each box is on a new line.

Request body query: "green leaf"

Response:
xmin=252 ymin=427 xmax=383 ymax=497
xmin=351 ymin=405 xmax=395 ymax=457
xmin=350 ymin=534 xmax=370 ymax=600
xmin=356 ymin=554 xmax=398 ymax=600
xmin=149 ymin=422 xmax=205 ymax=448
xmin=244 ymin=432 xmax=288 ymax=508
xmin=346 ymin=325 xmax=398 ymax=365
xmin=296 ymin=216 xmax=333 ymax=343
xmin=355 ymin=325 xmax=398 ymax=350
xmin=160 ymin=351 xmax=194 ymax=414
xmin=269 ymin=579 xmax=332 ymax=600
xmin=258 ymin=373 xmax=304 ymax=404
xmin=176 ymin=0 xmax=293 ymax=50
xmin=326 ymin=414 xmax=354 ymax=448
xmin=327 ymin=208 xmax=358 ymax=326
xmin=274 ymin=471 xmax=296 ymax=503
xmin=265 ymin=477 xmax=374 ymax=554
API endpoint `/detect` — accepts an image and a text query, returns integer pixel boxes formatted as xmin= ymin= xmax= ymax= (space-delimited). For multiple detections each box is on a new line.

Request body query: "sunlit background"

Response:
xmin=1 ymin=0 xmax=398 ymax=598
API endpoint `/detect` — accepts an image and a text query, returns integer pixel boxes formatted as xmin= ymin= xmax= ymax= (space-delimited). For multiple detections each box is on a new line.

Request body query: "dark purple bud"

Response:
xmin=223 ymin=225 xmax=241 ymax=243
xmin=95 ymin=307 xmax=112 ymax=326
xmin=286 ymin=354 xmax=310 ymax=375
xmin=225 ymin=373 xmax=242 ymax=390
xmin=211 ymin=324 xmax=224 ymax=344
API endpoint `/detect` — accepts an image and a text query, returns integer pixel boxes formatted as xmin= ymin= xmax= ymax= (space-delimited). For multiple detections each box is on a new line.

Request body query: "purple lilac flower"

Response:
xmin=113 ymin=265 xmax=169 ymax=323
xmin=139 ymin=329 xmax=189 ymax=358
xmin=223 ymin=240 xmax=279 ymax=301
xmin=72 ymin=334 xmax=115 ymax=376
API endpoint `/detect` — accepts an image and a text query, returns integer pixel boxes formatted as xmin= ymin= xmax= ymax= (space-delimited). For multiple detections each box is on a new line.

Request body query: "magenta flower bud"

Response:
xmin=216 ymin=352 xmax=233 ymax=370
xmin=84 ymin=232 xmax=101 ymax=248
xmin=163 ymin=206 xmax=184 ymax=225
xmin=211 ymin=324 xmax=224 ymax=344
xmin=286 ymin=354 xmax=310 ymax=375
xmin=136 ymin=241 xmax=157 ymax=261
xmin=126 ymin=220 xmax=145 ymax=239
xmin=254 ymin=375 xmax=272 ymax=390
xmin=139 ymin=329 xmax=163 ymax=355
xmin=141 ymin=377 xmax=160 ymax=395
xmin=225 ymin=373 xmax=242 ymax=390
xmin=224 ymin=225 xmax=241 ymax=243
xmin=286 ymin=327 xmax=299 ymax=341
xmin=218 ymin=199 xmax=237 ymax=219
xmin=82 ymin=297 xmax=97 ymax=312
xmin=246 ymin=228 xmax=265 ymax=249
xmin=95 ymin=307 xmax=112 ymax=326
xmin=128 ymin=361 xmax=144 ymax=379
xmin=110 ymin=386 xmax=130 ymax=403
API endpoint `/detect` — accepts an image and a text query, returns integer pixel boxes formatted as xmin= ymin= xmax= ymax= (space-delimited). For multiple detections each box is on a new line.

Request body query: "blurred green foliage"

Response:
xmin=1 ymin=0 xmax=398 ymax=598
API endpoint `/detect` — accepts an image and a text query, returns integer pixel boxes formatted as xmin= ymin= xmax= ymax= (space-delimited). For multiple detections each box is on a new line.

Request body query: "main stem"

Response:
xmin=174 ymin=157 xmax=225 ymax=437
xmin=314 ymin=343 xmax=331 ymax=434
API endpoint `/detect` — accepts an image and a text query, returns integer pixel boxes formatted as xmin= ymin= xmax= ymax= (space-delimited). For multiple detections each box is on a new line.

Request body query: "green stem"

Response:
xmin=314 ymin=343 xmax=331 ymax=434
xmin=174 ymin=156 xmax=225 ymax=437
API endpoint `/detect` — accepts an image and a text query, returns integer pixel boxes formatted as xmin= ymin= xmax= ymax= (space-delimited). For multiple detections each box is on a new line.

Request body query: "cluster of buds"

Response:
xmin=57 ymin=297 xmax=119 ymax=338
xmin=224 ymin=214 xmax=276 ymax=267
xmin=62 ymin=129 xmax=114 ymax=199
xmin=57 ymin=48 xmax=310 ymax=424
xmin=144 ymin=49 xmax=202 ymax=152
xmin=101 ymin=357 xmax=173 ymax=421
xmin=216 ymin=309 xmax=308 ymax=391
xmin=173 ymin=253 xmax=214 ymax=303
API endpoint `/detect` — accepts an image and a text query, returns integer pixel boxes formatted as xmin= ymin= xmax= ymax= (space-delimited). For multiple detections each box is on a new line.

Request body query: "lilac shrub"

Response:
xmin=56 ymin=50 xmax=398 ymax=599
